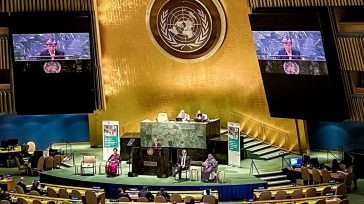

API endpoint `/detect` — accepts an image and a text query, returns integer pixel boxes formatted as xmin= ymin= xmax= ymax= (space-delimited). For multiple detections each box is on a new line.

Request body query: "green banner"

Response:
xmin=104 ymin=136 xmax=119 ymax=148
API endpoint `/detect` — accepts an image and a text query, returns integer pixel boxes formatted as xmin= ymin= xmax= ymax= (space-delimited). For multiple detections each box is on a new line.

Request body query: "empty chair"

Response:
xmin=335 ymin=183 xmax=347 ymax=196
xmin=202 ymin=195 xmax=216 ymax=204
xmin=305 ymin=187 xmax=317 ymax=197
xmin=85 ymin=190 xmax=98 ymax=204
xmin=258 ymin=191 xmax=272 ymax=201
xmin=301 ymin=166 xmax=311 ymax=185
xmin=315 ymin=199 xmax=326 ymax=204
xmin=312 ymin=168 xmax=322 ymax=184
xmin=27 ymin=141 xmax=36 ymax=155
xmin=44 ymin=156 xmax=54 ymax=170
xmin=58 ymin=188 xmax=69 ymax=198
xmin=321 ymin=169 xmax=331 ymax=183
xmin=137 ymin=197 xmax=149 ymax=202
xmin=31 ymin=156 xmax=44 ymax=176
xmin=118 ymin=197 xmax=131 ymax=202
xmin=155 ymin=195 xmax=167 ymax=203
xmin=71 ymin=189 xmax=82 ymax=200
xmin=15 ymin=157 xmax=29 ymax=175
xmin=170 ymin=194 xmax=183 ymax=203
xmin=15 ymin=184 xmax=25 ymax=194
xmin=81 ymin=156 xmax=96 ymax=175
xmin=344 ymin=172 xmax=353 ymax=192
xmin=339 ymin=164 xmax=346 ymax=171
xmin=184 ymin=196 xmax=195 ymax=203
xmin=47 ymin=187 xmax=58 ymax=197
xmin=17 ymin=197 xmax=28 ymax=204
xmin=53 ymin=154 xmax=62 ymax=168
xmin=291 ymin=189 xmax=303 ymax=199
xmin=33 ymin=200 xmax=42 ymax=204
xmin=61 ymin=202 xmax=71 ymax=204
xmin=29 ymin=190 xmax=41 ymax=196
xmin=0 ymin=200 xmax=11 ymax=204
xmin=321 ymin=186 xmax=332 ymax=196
xmin=339 ymin=199 xmax=349 ymax=204
xmin=275 ymin=190 xmax=287 ymax=200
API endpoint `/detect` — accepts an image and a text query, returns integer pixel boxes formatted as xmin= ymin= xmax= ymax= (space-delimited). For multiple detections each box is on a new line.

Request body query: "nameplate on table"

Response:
xmin=143 ymin=161 xmax=157 ymax=167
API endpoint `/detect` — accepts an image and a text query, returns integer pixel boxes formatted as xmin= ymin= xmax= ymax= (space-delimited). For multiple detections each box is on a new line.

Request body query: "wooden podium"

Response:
xmin=131 ymin=147 xmax=171 ymax=177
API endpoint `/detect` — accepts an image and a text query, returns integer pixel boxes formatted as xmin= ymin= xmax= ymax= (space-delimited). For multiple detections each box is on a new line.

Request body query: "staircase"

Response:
xmin=243 ymin=134 xmax=290 ymax=160
xmin=254 ymin=170 xmax=292 ymax=187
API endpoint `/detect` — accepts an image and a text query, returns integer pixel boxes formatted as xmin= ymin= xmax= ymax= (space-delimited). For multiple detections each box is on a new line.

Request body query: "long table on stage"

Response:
xmin=0 ymin=146 xmax=21 ymax=167
xmin=132 ymin=147 xmax=171 ymax=176
xmin=140 ymin=119 xmax=220 ymax=149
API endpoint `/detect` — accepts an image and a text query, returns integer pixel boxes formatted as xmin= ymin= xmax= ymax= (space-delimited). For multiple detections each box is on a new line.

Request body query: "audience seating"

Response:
xmin=85 ymin=190 xmax=98 ymax=204
xmin=274 ymin=190 xmax=287 ymax=200
xmin=335 ymin=183 xmax=347 ymax=197
xmin=301 ymin=166 xmax=312 ymax=185
xmin=321 ymin=186 xmax=331 ymax=196
xmin=137 ymin=197 xmax=149 ymax=202
xmin=71 ymin=189 xmax=82 ymax=200
xmin=202 ymin=195 xmax=216 ymax=204
xmin=28 ymin=191 xmax=40 ymax=196
xmin=125 ymin=190 xmax=218 ymax=201
xmin=58 ymin=188 xmax=69 ymax=199
xmin=10 ymin=193 xmax=83 ymax=204
xmin=118 ymin=197 xmax=130 ymax=202
xmin=154 ymin=195 xmax=167 ymax=203
xmin=183 ymin=196 xmax=194 ymax=203
xmin=258 ymin=191 xmax=272 ymax=201
xmin=339 ymin=199 xmax=349 ymax=204
xmin=315 ymin=199 xmax=326 ymax=204
xmin=170 ymin=194 xmax=183 ymax=203
xmin=321 ymin=169 xmax=332 ymax=183
xmin=81 ymin=156 xmax=96 ymax=175
xmin=291 ymin=189 xmax=303 ymax=199
xmin=0 ymin=200 xmax=10 ymax=204
xmin=312 ymin=168 xmax=322 ymax=184
xmin=15 ymin=185 xmax=25 ymax=194
xmin=32 ymin=200 xmax=42 ymax=204
xmin=305 ymin=187 xmax=317 ymax=198
xmin=47 ymin=187 xmax=57 ymax=198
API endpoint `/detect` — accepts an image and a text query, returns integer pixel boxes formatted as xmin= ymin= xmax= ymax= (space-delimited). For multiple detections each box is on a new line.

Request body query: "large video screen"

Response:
xmin=253 ymin=31 xmax=328 ymax=75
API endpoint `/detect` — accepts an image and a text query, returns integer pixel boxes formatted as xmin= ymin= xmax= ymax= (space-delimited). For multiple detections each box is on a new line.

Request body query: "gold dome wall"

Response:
xmin=90 ymin=0 xmax=308 ymax=152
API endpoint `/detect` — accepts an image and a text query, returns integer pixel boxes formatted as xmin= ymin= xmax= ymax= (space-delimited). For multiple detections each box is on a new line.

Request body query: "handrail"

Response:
xmin=326 ymin=150 xmax=339 ymax=163
xmin=281 ymin=154 xmax=292 ymax=170
xmin=249 ymin=159 xmax=260 ymax=175
xmin=230 ymin=112 xmax=289 ymax=151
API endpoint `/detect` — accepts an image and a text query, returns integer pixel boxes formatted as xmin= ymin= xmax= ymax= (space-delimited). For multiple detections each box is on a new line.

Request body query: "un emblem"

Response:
xmin=147 ymin=0 xmax=226 ymax=62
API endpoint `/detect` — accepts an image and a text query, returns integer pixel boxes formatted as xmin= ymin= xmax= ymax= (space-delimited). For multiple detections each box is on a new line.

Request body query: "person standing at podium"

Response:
xmin=151 ymin=138 xmax=162 ymax=148
xmin=173 ymin=149 xmax=190 ymax=181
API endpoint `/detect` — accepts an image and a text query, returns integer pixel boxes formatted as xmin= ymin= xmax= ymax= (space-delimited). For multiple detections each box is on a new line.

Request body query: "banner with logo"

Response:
xmin=102 ymin=121 xmax=120 ymax=161
xmin=228 ymin=122 xmax=241 ymax=167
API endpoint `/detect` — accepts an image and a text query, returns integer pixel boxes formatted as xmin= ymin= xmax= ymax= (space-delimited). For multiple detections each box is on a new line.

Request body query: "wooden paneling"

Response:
xmin=0 ymin=0 xmax=93 ymax=12
xmin=247 ymin=0 xmax=364 ymax=8
xmin=337 ymin=34 xmax=364 ymax=72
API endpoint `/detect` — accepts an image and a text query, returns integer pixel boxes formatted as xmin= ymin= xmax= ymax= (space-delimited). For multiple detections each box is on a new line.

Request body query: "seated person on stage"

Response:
xmin=176 ymin=110 xmax=190 ymax=122
xmin=17 ymin=177 xmax=27 ymax=193
xmin=151 ymin=138 xmax=162 ymax=148
xmin=156 ymin=188 xmax=170 ymax=200
xmin=106 ymin=148 xmax=120 ymax=177
xmin=138 ymin=186 xmax=154 ymax=201
xmin=194 ymin=110 xmax=206 ymax=122
xmin=201 ymin=154 xmax=218 ymax=182
xmin=117 ymin=188 xmax=131 ymax=201
xmin=172 ymin=149 xmax=191 ymax=181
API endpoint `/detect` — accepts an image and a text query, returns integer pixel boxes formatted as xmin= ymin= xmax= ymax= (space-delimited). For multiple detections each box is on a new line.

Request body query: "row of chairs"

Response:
xmin=120 ymin=194 xmax=216 ymax=204
xmin=16 ymin=155 xmax=62 ymax=176
xmin=256 ymin=183 xmax=346 ymax=201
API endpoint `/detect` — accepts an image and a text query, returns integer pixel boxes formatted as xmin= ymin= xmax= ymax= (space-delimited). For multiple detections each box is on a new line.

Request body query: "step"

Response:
xmin=267 ymin=184 xmax=295 ymax=190
xmin=254 ymin=170 xmax=283 ymax=177
xmin=259 ymin=175 xmax=287 ymax=181
xmin=244 ymin=141 xmax=264 ymax=149
xmin=220 ymin=128 xmax=228 ymax=134
xmin=253 ymin=147 xmax=280 ymax=156
xmin=261 ymin=151 xmax=290 ymax=160
xmin=243 ymin=137 xmax=255 ymax=144
xmin=267 ymin=180 xmax=292 ymax=187
xmin=247 ymin=144 xmax=272 ymax=152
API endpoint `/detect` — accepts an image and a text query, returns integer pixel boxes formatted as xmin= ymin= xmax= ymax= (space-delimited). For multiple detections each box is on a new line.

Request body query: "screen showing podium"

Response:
xmin=131 ymin=147 xmax=171 ymax=177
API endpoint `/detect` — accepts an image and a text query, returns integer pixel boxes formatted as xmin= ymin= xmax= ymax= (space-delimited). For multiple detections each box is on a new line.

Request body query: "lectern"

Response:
xmin=132 ymin=147 xmax=171 ymax=177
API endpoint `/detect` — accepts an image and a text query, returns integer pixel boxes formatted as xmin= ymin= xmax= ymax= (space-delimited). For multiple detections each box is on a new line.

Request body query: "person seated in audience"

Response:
xmin=189 ymin=198 xmax=196 ymax=204
xmin=331 ymin=159 xmax=340 ymax=173
xmin=201 ymin=154 xmax=218 ymax=182
xmin=177 ymin=110 xmax=190 ymax=122
xmin=117 ymin=188 xmax=131 ymax=201
xmin=156 ymin=188 xmax=170 ymax=200
xmin=30 ymin=180 xmax=41 ymax=194
xmin=16 ymin=177 xmax=27 ymax=193
xmin=106 ymin=148 xmax=121 ymax=177
xmin=138 ymin=186 xmax=154 ymax=201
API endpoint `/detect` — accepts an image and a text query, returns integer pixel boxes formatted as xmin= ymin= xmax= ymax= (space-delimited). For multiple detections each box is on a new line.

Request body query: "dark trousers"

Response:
xmin=174 ymin=166 xmax=188 ymax=180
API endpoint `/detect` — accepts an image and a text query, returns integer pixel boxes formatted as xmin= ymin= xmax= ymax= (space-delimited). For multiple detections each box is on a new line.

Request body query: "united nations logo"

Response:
xmin=283 ymin=62 xmax=300 ymax=74
xmin=147 ymin=0 xmax=226 ymax=62
xmin=43 ymin=61 xmax=62 ymax=73
xmin=147 ymin=148 xmax=154 ymax=155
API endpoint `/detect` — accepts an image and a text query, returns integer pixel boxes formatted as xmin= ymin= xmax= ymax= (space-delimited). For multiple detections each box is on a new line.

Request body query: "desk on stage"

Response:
xmin=140 ymin=119 xmax=220 ymax=149
xmin=0 ymin=146 xmax=21 ymax=167
xmin=132 ymin=147 xmax=171 ymax=176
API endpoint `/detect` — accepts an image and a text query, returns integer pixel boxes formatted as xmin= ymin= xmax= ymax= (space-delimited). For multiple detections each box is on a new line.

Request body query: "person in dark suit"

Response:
xmin=331 ymin=159 xmax=340 ymax=173
xmin=173 ymin=149 xmax=191 ymax=181
xmin=156 ymin=188 xmax=170 ymax=200
xmin=16 ymin=177 xmax=27 ymax=193
xmin=277 ymin=36 xmax=301 ymax=60
xmin=117 ymin=188 xmax=131 ymax=201
xmin=30 ymin=180 xmax=41 ymax=194
xmin=39 ymin=38 xmax=65 ymax=60
xmin=151 ymin=138 xmax=162 ymax=148
xmin=138 ymin=186 xmax=154 ymax=201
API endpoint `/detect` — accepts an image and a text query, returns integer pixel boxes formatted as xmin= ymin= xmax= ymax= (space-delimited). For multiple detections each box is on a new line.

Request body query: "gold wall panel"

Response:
xmin=90 ymin=0 xmax=308 ymax=152
xmin=0 ymin=0 xmax=92 ymax=12
xmin=337 ymin=35 xmax=364 ymax=71
xmin=247 ymin=0 xmax=364 ymax=8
